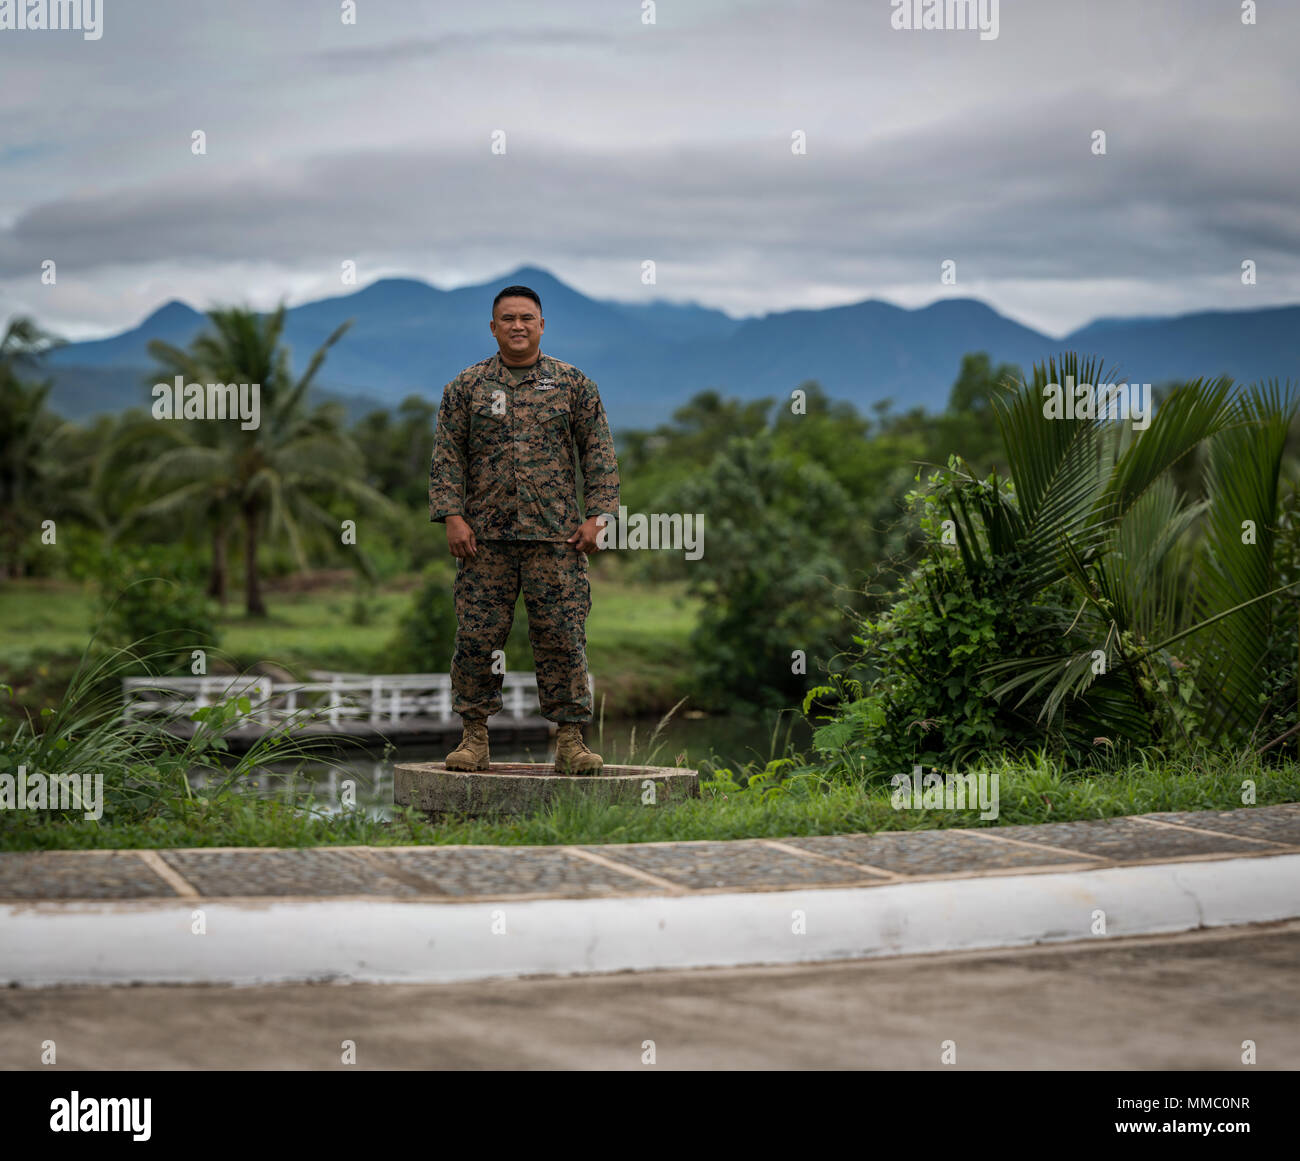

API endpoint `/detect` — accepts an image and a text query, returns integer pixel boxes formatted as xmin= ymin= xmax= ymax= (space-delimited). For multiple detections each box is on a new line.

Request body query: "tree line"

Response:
xmin=2 ymin=305 xmax=1296 ymax=756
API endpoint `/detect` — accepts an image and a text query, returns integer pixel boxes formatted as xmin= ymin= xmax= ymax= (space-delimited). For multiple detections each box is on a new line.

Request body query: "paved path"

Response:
xmin=5 ymin=922 xmax=1297 ymax=1069
xmin=4 ymin=804 xmax=1299 ymax=904
xmin=3 ymin=805 xmax=1298 ymax=986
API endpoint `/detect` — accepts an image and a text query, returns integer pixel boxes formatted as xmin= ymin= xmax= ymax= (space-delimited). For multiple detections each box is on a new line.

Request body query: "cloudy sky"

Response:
xmin=1 ymin=0 xmax=1296 ymax=340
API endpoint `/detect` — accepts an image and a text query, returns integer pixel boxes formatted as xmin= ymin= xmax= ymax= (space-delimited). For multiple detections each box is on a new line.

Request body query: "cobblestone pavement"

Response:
xmin=2 ymin=804 xmax=1297 ymax=904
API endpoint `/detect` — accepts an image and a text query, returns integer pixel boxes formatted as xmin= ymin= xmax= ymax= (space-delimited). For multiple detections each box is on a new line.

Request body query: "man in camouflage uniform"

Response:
xmin=428 ymin=285 xmax=620 ymax=773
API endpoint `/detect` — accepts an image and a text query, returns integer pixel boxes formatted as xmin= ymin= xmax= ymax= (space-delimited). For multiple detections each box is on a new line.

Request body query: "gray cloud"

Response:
xmin=309 ymin=27 xmax=618 ymax=68
xmin=0 ymin=0 xmax=1296 ymax=336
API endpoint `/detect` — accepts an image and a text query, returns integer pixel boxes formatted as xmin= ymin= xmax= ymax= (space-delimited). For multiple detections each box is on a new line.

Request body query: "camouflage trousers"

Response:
xmin=451 ymin=540 xmax=592 ymax=723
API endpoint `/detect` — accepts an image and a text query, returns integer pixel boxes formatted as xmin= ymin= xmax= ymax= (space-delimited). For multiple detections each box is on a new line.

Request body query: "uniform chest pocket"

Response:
xmin=473 ymin=390 xmax=509 ymax=421
xmin=469 ymin=393 xmax=509 ymax=452
xmin=529 ymin=399 xmax=571 ymax=440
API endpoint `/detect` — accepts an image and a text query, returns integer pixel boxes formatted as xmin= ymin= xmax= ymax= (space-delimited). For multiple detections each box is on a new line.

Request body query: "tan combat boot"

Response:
xmin=445 ymin=718 xmax=490 ymax=771
xmin=554 ymin=722 xmax=603 ymax=774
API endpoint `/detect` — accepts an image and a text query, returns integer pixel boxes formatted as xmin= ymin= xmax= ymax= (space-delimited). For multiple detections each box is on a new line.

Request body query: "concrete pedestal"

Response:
xmin=394 ymin=762 xmax=700 ymax=818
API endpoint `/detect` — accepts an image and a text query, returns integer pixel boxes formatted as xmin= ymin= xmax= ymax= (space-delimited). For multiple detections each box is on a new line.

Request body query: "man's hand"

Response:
xmin=566 ymin=515 xmax=606 ymax=555
xmin=446 ymin=514 xmax=478 ymax=559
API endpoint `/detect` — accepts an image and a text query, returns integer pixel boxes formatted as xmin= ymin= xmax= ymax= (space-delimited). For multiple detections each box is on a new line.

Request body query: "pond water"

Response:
xmin=189 ymin=710 xmax=813 ymax=818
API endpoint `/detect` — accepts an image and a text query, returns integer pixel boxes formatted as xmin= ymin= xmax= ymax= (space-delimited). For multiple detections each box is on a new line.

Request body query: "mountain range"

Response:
xmin=35 ymin=265 xmax=1300 ymax=430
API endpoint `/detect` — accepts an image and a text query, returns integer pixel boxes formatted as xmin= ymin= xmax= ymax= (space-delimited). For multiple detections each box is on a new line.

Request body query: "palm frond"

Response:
xmin=1190 ymin=379 xmax=1300 ymax=740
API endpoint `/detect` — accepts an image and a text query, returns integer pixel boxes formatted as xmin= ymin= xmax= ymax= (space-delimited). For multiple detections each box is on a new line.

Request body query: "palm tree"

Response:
xmin=0 ymin=317 xmax=83 ymax=578
xmin=946 ymin=354 xmax=1298 ymax=749
xmin=114 ymin=304 xmax=396 ymax=615
xmin=1191 ymin=380 xmax=1299 ymax=743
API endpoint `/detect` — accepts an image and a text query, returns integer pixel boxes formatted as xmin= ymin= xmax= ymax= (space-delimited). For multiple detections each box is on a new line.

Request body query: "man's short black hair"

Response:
xmin=492 ymin=285 xmax=542 ymax=315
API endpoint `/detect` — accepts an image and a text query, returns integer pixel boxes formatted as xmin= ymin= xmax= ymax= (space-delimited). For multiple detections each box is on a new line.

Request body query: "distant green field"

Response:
xmin=0 ymin=582 xmax=97 ymax=659
xmin=0 ymin=572 xmax=700 ymax=715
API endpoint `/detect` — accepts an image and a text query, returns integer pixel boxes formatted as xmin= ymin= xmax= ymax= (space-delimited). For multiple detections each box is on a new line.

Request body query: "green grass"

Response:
xmin=217 ymin=588 xmax=412 ymax=671
xmin=5 ymin=748 xmax=1296 ymax=851
xmin=585 ymin=579 xmax=698 ymax=712
xmin=0 ymin=635 xmax=353 ymax=851
xmin=7 ymin=581 xmax=1294 ymax=854
xmin=0 ymin=572 xmax=701 ymax=714
xmin=0 ymin=581 xmax=96 ymax=661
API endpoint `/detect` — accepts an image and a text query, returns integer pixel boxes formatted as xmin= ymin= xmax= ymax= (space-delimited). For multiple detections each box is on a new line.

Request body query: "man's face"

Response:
xmin=490 ymin=296 xmax=544 ymax=363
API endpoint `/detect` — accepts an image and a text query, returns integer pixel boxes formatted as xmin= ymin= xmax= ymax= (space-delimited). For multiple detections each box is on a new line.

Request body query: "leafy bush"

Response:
xmin=94 ymin=546 xmax=219 ymax=672
xmin=665 ymin=434 xmax=864 ymax=712
xmin=806 ymin=466 xmax=1078 ymax=775
xmin=807 ymin=362 xmax=1300 ymax=776
xmin=1257 ymin=482 xmax=1299 ymax=755
xmin=0 ymin=636 xmax=340 ymax=838
xmin=385 ymin=563 xmax=458 ymax=672
xmin=384 ymin=561 xmax=537 ymax=674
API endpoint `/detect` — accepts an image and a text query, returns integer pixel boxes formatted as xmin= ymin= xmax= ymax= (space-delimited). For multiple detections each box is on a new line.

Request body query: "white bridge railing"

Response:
xmin=122 ymin=672 xmax=593 ymax=728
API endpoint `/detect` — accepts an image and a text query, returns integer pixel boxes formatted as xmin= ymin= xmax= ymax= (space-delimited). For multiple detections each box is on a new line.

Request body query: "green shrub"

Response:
xmin=806 ymin=468 xmax=1081 ymax=776
xmin=0 ymin=636 xmax=341 ymax=837
xmin=665 ymin=434 xmax=862 ymax=712
xmin=1258 ymin=482 xmax=1300 ymax=755
xmin=384 ymin=560 xmax=541 ymax=675
xmin=94 ymin=546 xmax=219 ymax=672
xmin=385 ymin=563 xmax=458 ymax=672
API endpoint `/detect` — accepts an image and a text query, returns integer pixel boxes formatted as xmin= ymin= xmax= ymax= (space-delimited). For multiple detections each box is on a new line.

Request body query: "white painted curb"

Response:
xmin=3 ymin=853 xmax=1298 ymax=986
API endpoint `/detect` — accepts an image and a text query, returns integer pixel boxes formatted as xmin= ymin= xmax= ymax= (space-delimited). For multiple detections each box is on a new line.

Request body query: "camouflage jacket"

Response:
xmin=428 ymin=350 xmax=620 ymax=541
